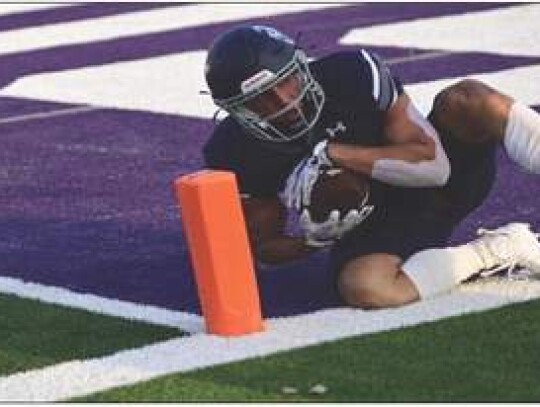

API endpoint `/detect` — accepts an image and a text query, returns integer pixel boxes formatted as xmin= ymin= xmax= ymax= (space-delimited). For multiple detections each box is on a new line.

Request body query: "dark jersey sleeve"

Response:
xmin=308 ymin=49 xmax=404 ymax=147
xmin=358 ymin=49 xmax=404 ymax=111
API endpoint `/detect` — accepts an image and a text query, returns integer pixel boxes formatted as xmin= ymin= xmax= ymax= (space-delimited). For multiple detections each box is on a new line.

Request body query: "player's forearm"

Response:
xmin=327 ymin=141 xmax=450 ymax=187
xmin=328 ymin=141 xmax=434 ymax=173
xmin=254 ymin=235 xmax=318 ymax=265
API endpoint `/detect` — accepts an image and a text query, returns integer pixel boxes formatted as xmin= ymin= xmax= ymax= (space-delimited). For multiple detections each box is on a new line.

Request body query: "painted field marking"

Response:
xmin=1 ymin=2 xmax=537 ymax=122
xmin=0 ymin=3 xmax=344 ymax=56
xmin=2 ymin=51 xmax=539 ymax=120
xmin=0 ymin=276 xmax=203 ymax=334
xmin=340 ymin=4 xmax=540 ymax=57
xmin=0 ymin=50 xmax=495 ymax=126
xmin=0 ymin=51 xmax=210 ymax=118
xmin=1 ymin=277 xmax=540 ymax=401
xmin=0 ymin=4 xmax=73 ymax=17
xmin=0 ymin=105 xmax=102 ymax=125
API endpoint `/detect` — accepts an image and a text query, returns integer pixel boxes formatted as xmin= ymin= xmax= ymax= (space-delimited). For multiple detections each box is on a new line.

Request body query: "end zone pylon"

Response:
xmin=174 ymin=170 xmax=264 ymax=336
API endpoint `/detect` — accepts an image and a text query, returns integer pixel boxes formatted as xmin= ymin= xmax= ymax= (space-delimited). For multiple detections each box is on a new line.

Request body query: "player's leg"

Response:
xmin=330 ymin=204 xmax=457 ymax=308
xmin=334 ymin=211 xmax=477 ymax=309
xmin=403 ymin=222 xmax=540 ymax=300
xmin=429 ymin=78 xmax=511 ymax=144
xmin=336 ymin=84 xmax=540 ymax=309
xmin=337 ymin=253 xmax=419 ymax=308
xmin=430 ymin=79 xmax=540 ymax=173
xmin=333 ymin=134 xmax=496 ymax=309
xmin=336 ymin=222 xmax=540 ymax=308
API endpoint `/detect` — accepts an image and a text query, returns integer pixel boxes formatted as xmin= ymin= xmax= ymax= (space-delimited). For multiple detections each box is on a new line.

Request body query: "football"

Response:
xmin=305 ymin=167 xmax=370 ymax=223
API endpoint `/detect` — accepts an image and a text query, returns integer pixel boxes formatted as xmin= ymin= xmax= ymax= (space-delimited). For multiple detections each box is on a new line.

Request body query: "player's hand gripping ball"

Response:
xmin=306 ymin=167 xmax=371 ymax=222
xmin=282 ymin=140 xmax=375 ymax=247
xmin=300 ymin=167 xmax=374 ymax=247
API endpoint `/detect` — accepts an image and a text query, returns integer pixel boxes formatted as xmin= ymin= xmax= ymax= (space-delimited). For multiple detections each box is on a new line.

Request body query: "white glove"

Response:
xmin=282 ymin=140 xmax=333 ymax=211
xmin=300 ymin=207 xmax=373 ymax=248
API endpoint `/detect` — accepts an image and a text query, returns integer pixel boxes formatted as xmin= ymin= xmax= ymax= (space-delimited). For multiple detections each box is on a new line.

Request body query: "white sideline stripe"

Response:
xmin=0 ymin=276 xmax=204 ymax=334
xmin=0 ymin=3 xmax=345 ymax=55
xmin=340 ymin=4 xmax=540 ymax=57
xmin=1 ymin=278 xmax=540 ymax=401
xmin=0 ymin=4 xmax=73 ymax=17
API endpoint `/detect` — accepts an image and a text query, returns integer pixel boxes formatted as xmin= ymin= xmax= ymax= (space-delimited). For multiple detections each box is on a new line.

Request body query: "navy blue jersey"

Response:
xmin=202 ymin=48 xmax=498 ymax=274
xmin=203 ymin=49 xmax=403 ymax=198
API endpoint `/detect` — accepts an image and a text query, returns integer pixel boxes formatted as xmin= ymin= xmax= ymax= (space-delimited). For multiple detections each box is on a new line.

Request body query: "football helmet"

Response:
xmin=205 ymin=25 xmax=325 ymax=143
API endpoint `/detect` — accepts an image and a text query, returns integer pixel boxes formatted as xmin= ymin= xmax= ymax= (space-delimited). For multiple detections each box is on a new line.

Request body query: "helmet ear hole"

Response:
xmin=205 ymin=26 xmax=325 ymax=143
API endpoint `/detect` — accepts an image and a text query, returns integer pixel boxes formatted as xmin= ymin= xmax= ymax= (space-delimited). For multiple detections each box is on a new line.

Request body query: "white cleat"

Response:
xmin=474 ymin=222 xmax=540 ymax=278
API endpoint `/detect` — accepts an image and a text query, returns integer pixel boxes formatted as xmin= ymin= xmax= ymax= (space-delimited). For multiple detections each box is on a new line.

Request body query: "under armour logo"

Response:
xmin=325 ymin=121 xmax=347 ymax=138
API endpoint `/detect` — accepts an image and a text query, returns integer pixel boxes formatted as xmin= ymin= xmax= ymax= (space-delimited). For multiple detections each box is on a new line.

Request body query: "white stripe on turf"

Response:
xmin=340 ymin=4 xmax=540 ymax=57
xmin=1 ymin=277 xmax=540 ymax=401
xmin=0 ymin=3 xmax=345 ymax=56
xmin=0 ymin=105 xmax=102 ymax=125
xmin=0 ymin=4 xmax=74 ymax=17
xmin=3 ymin=51 xmax=539 ymax=120
xmin=0 ymin=276 xmax=203 ymax=333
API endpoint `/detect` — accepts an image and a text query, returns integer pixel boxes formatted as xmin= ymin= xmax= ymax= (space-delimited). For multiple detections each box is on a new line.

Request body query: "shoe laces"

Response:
xmin=476 ymin=226 xmax=540 ymax=280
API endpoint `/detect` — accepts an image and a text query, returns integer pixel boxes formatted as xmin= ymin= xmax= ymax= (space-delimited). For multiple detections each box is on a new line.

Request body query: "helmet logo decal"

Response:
xmin=252 ymin=25 xmax=294 ymax=45
xmin=240 ymin=69 xmax=276 ymax=94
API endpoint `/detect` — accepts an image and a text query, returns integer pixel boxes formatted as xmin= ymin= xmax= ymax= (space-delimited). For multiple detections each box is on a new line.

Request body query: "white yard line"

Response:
xmin=4 ymin=51 xmax=539 ymax=120
xmin=0 ymin=105 xmax=102 ymax=125
xmin=0 ymin=276 xmax=203 ymax=334
xmin=2 ymin=59 xmax=539 ymax=126
xmin=0 ymin=3 xmax=345 ymax=55
xmin=340 ymin=4 xmax=540 ymax=57
xmin=1 ymin=277 xmax=540 ymax=401
xmin=0 ymin=4 xmax=74 ymax=17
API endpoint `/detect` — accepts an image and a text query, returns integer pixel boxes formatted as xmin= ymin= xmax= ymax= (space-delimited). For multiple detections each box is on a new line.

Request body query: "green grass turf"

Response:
xmin=0 ymin=293 xmax=182 ymax=376
xmin=81 ymin=298 xmax=540 ymax=402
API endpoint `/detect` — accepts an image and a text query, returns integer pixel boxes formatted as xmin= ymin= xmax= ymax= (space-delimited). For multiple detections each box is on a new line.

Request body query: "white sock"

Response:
xmin=503 ymin=101 xmax=540 ymax=174
xmin=401 ymin=244 xmax=487 ymax=300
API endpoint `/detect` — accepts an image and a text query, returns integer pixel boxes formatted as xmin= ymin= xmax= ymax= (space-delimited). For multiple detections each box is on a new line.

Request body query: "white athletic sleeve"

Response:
xmin=371 ymin=102 xmax=451 ymax=187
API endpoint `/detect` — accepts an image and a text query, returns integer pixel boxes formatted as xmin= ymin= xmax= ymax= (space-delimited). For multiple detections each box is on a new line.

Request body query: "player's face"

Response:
xmin=245 ymin=73 xmax=304 ymax=128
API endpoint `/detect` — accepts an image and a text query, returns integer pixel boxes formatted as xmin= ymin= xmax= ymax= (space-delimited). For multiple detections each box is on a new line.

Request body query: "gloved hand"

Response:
xmin=282 ymin=139 xmax=332 ymax=211
xmin=300 ymin=207 xmax=373 ymax=248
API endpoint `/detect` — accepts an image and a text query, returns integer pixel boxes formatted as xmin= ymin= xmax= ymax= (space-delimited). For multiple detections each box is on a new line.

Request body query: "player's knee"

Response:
xmin=432 ymin=79 xmax=483 ymax=119
xmin=337 ymin=254 xmax=403 ymax=309
xmin=431 ymin=79 xmax=510 ymax=143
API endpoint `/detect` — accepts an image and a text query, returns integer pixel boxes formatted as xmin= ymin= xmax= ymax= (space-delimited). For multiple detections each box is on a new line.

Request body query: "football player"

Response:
xmin=202 ymin=25 xmax=540 ymax=308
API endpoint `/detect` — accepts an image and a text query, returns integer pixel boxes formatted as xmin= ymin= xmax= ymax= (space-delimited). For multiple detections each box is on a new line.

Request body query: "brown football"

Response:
xmin=305 ymin=167 xmax=370 ymax=223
